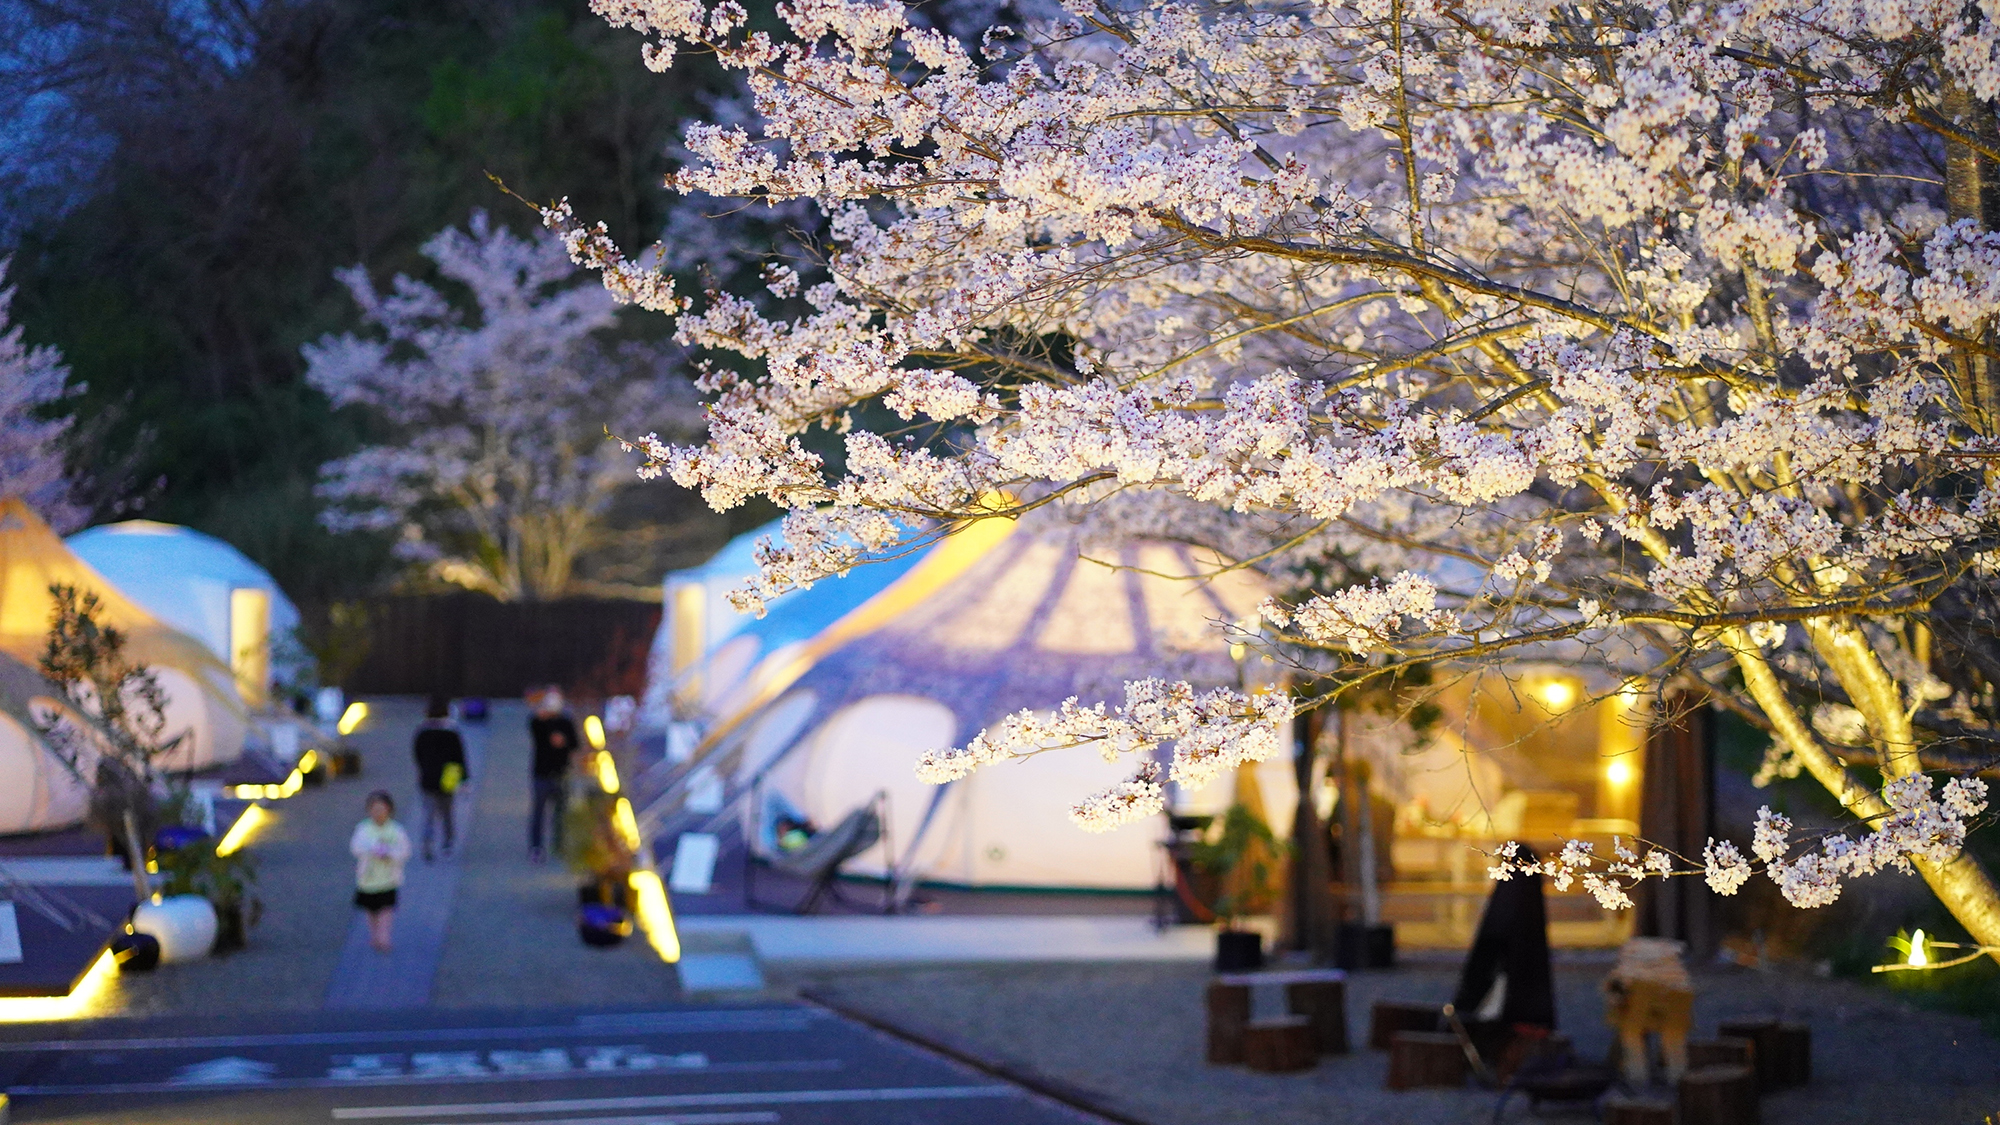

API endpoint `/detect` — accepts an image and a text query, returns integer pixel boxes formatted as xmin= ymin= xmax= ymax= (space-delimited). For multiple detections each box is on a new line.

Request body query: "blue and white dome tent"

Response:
xmin=67 ymin=521 xmax=304 ymax=707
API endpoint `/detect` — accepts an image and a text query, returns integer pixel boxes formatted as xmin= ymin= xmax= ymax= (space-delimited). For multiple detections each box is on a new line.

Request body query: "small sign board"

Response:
xmin=669 ymin=832 xmax=720 ymax=894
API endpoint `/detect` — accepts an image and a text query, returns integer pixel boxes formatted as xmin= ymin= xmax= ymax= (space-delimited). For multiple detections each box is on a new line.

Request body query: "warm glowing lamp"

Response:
xmin=584 ymin=714 xmax=607 ymax=751
xmin=1605 ymin=759 xmax=1634 ymax=786
xmin=336 ymin=702 xmax=368 ymax=736
xmin=1539 ymin=679 xmax=1577 ymax=709
xmin=1908 ymin=928 xmax=1929 ymax=968
xmin=613 ymin=797 xmax=642 ymax=852
xmin=595 ymin=751 xmax=620 ymax=794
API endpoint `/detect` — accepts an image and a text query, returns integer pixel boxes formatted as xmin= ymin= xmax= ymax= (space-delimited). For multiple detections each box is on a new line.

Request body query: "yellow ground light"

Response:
xmin=627 ymin=870 xmax=681 ymax=963
xmin=214 ymin=804 xmax=268 ymax=856
xmin=0 ymin=951 xmax=117 ymax=1022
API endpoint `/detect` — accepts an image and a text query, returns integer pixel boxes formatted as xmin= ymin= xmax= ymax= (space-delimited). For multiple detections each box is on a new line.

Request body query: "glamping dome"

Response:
xmin=0 ymin=498 xmax=247 ymax=773
xmin=68 ymin=520 xmax=301 ymax=707
xmin=645 ymin=518 xmax=1296 ymax=890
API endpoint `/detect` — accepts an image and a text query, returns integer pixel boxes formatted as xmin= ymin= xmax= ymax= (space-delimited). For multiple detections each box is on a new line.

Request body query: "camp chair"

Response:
xmin=755 ymin=802 xmax=884 ymax=915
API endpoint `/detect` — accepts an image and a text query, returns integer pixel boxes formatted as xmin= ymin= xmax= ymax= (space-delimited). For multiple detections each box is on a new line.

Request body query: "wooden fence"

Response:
xmin=317 ymin=594 xmax=660 ymax=699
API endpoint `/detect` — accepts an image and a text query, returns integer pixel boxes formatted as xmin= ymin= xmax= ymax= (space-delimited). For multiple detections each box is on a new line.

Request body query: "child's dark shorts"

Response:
xmin=354 ymin=888 xmax=398 ymax=912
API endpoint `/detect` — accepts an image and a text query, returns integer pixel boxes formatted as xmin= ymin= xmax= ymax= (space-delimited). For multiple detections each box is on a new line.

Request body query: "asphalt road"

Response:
xmin=0 ymin=1002 xmax=1103 ymax=1124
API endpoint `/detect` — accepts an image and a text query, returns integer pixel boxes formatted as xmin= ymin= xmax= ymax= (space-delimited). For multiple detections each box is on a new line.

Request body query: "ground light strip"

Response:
xmin=0 ymin=951 xmax=116 ymax=1023
xmin=627 ymin=869 xmax=680 ymax=963
xmin=214 ymin=804 xmax=269 ymax=856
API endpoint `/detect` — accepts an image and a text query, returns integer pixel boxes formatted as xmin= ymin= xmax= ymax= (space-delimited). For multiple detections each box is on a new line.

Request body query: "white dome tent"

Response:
xmin=0 ymin=498 xmax=247 ymax=777
xmin=67 ymin=520 xmax=303 ymax=707
xmin=643 ymin=518 xmax=1295 ymax=892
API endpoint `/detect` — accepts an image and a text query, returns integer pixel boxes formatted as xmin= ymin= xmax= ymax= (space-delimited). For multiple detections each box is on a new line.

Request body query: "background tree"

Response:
xmin=0 ymin=259 xmax=84 ymax=531
xmin=307 ymin=212 xmax=700 ymax=601
xmin=0 ymin=0 xmax=748 ymax=603
xmin=549 ymin=0 xmax=2000 ymax=954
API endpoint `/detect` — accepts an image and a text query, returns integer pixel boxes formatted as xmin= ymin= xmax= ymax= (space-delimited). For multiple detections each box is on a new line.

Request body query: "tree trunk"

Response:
xmin=1940 ymin=82 xmax=2000 ymax=437
xmin=1733 ymin=630 xmax=2000 ymax=963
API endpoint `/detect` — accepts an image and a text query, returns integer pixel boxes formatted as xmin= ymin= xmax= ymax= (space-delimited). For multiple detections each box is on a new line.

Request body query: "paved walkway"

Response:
xmin=105 ymin=696 xmax=678 ymax=1017
xmin=323 ymin=715 xmax=486 ymax=1008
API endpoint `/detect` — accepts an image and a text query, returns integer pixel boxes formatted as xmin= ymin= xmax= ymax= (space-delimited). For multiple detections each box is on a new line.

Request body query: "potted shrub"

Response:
xmin=155 ymin=831 xmax=261 ymax=953
xmin=1189 ymin=803 xmax=1286 ymax=972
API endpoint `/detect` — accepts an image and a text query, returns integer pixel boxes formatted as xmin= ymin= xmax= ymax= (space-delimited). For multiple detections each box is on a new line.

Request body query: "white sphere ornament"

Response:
xmin=132 ymin=895 xmax=219 ymax=963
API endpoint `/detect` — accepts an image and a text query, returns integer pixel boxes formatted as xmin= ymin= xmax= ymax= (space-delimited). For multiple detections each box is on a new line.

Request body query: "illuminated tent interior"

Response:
xmin=643 ymin=518 xmax=1294 ymax=891
xmin=0 ymin=497 xmax=247 ymax=776
xmin=1330 ymin=664 xmax=1650 ymax=947
xmin=67 ymin=520 xmax=303 ymax=708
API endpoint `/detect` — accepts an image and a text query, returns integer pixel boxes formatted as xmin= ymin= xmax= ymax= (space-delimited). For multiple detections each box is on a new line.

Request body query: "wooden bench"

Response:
xmin=1207 ymin=968 xmax=1349 ymax=1065
xmin=1717 ymin=1018 xmax=1810 ymax=1090
xmin=1680 ymin=1063 xmax=1759 ymax=1125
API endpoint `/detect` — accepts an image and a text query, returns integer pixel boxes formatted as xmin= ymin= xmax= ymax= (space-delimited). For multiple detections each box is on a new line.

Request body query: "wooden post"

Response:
xmin=1369 ymin=999 xmax=1441 ymax=1049
xmin=1287 ymin=978 xmax=1348 ymax=1054
xmin=1244 ymin=1017 xmax=1318 ymax=1073
xmin=1206 ymin=981 xmax=1251 ymax=1064
xmin=1385 ymin=1031 xmax=1469 ymax=1089
xmin=1638 ymin=695 xmax=1717 ymax=961
xmin=1679 ymin=1064 xmax=1759 ymax=1125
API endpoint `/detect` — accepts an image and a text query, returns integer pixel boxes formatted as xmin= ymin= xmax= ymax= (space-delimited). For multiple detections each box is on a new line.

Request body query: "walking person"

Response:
xmin=527 ymin=687 xmax=579 ymax=863
xmin=350 ymin=791 xmax=411 ymax=952
xmin=412 ymin=695 xmax=468 ymax=862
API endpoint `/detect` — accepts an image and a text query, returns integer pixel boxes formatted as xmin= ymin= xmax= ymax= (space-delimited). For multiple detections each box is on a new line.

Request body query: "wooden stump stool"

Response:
xmin=1603 ymin=1093 xmax=1676 ymax=1125
xmin=1286 ymin=976 xmax=1349 ymax=1054
xmin=1206 ymin=980 xmax=1251 ymax=1064
xmin=1244 ymin=1016 xmax=1318 ymax=1073
xmin=1688 ymin=1036 xmax=1756 ymax=1071
xmin=1370 ymin=1000 xmax=1441 ymax=1049
xmin=1679 ymin=1064 xmax=1759 ymax=1125
xmin=1386 ymin=1031 xmax=1468 ymax=1089
xmin=1772 ymin=1023 xmax=1811 ymax=1088
xmin=1717 ymin=1018 xmax=1805 ymax=1091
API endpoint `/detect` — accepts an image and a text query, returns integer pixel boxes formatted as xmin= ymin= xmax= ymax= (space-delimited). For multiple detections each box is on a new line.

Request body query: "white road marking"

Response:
xmin=8 ymin=1058 xmax=841 ymax=1097
xmin=332 ymin=1085 xmax=1019 ymax=1120
xmin=172 ymin=1057 xmax=278 ymax=1085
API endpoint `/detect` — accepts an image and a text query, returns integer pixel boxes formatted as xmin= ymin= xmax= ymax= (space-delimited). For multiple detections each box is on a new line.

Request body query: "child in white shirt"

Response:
xmin=350 ymin=790 xmax=411 ymax=952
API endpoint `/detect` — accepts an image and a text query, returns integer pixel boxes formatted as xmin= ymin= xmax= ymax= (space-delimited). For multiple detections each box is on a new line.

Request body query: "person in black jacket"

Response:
xmin=412 ymin=695 xmax=469 ymax=862
xmin=527 ymin=687 xmax=579 ymax=862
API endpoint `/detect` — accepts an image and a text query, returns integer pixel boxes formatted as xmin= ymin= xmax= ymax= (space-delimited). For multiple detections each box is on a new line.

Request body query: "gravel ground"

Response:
xmin=786 ymin=958 xmax=2000 ymax=1125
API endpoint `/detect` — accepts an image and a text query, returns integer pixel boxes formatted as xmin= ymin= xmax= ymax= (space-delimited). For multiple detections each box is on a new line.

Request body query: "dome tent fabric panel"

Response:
xmin=667 ymin=519 xmax=1297 ymax=892
xmin=67 ymin=519 xmax=304 ymax=701
xmin=0 ymin=652 xmax=93 ymax=833
xmin=0 ymin=498 xmax=246 ymax=771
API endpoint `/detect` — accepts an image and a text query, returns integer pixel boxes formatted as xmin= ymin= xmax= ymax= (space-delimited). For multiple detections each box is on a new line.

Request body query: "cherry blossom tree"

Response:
xmin=0 ymin=258 xmax=85 ymax=532
xmin=307 ymin=212 xmax=696 ymax=600
xmin=553 ymin=0 xmax=2000 ymax=953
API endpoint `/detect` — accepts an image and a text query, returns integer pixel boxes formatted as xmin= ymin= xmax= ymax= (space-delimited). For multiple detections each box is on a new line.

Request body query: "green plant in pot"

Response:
xmin=1189 ymin=802 xmax=1286 ymax=972
xmin=156 ymin=838 xmax=262 ymax=953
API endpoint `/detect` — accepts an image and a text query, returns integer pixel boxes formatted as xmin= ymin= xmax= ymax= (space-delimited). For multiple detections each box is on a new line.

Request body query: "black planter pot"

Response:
xmin=1214 ymin=929 xmax=1265 ymax=972
xmin=1334 ymin=922 xmax=1396 ymax=970
xmin=211 ymin=901 xmax=248 ymax=954
xmin=110 ymin=932 xmax=161 ymax=972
